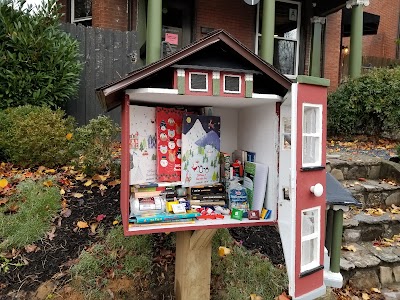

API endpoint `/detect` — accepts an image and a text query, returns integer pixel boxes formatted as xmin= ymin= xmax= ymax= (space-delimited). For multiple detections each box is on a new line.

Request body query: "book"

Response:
xmin=131 ymin=212 xmax=201 ymax=224
xmin=156 ymin=107 xmax=185 ymax=182
xmin=243 ymin=162 xmax=269 ymax=211
xmin=189 ymin=184 xmax=224 ymax=195
xmin=129 ymin=218 xmax=196 ymax=226
xmin=129 ymin=106 xmax=157 ymax=184
xmin=181 ymin=114 xmax=221 ymax=187
xmin=190 ymin=193 xmax=227 ymax=200
xmin=132 ymin=191 xmax=162 ymax=199
xmin=190 ymin=200 xmax=226 ymax=206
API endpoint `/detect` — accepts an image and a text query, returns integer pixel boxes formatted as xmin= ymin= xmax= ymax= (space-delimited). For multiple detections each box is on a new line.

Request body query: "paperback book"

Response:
xmin=181 ymin=114 xmax=221 ymax=187
xmin=129 ymin=106 xmax=157 ymax=184
xmin=243 ymin=162 xmax=269 ymax=211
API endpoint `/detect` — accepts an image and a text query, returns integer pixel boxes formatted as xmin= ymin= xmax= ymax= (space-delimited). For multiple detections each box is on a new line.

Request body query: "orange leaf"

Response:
xmin=66 ymin=133 xmax=73 ymax=140
xmin=108 ymin=179 xmax=121 ymax=186
xmin=77 ymin=221 xmax=89 ymax=228
xmin=43 ymin=180 xmax=53 ymax=187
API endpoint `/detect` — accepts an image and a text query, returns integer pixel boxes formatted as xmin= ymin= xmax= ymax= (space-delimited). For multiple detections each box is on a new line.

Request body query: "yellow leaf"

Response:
xmin=75 ymin=174 xmax=86 ymax=181
xmin=45 ymin=169 xmax=56 ymax=174
xmin=77 ymin=221 xmax=89 ymax=228
xmin=99 ymin=184 xmax=107 ymax=191
xmin=112 ymin=220 xmax=119 ymax=225
xmin=362 ymin=292 xmax=370 ymax=300
xmin=43 ymin=180 xmax=53 ymax=187
xmin=384 ymin=238 xmax=394 ymax=243
xmin=60 ymin=189 xmax=65 ymax=195
xmin=375 ymin=247 xmax=382 ymax=251
xmin=342 ymin=245 xmax=357 ymax=252
xmin=84 ymin=179 xmax=93 ymax=187
xmin=250 ymin=294 xmax=257 ymax=300
xmin=72 ymin=192 xmax=84 ymax=198
xmin=0 ymin=178 xmax=8 ymax=188
xmin=108 ymin=179 xmax=121 ymax=186
xmin=218 ymin=246 xmax=231 ymax=257
xmin=66 ymin=133 xmax=73 ymax=140
xmin=370 ymin=288 xmax=381 ymax=293
xmin=90 ymin=222 xmax=98 ymax=233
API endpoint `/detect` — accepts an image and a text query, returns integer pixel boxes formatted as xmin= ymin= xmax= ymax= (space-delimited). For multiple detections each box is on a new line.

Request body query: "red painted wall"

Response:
xmin=294 ymin=83 xmax=327 ymax=297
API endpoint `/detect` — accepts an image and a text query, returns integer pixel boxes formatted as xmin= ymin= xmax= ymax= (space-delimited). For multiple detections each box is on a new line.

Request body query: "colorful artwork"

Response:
xmin=181 ymin=114 xmax=221 ymax=187
xmin=156 ymin=107 xmax=184 ymax=182
xmin=129 ymin=106 xmax=157 ymax=184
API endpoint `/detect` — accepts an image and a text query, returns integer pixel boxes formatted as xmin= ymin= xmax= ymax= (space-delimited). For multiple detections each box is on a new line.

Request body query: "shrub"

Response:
xmin=328 ymin=67 xmax=400 ymax=137
xmin=0 ymin=105 xmax=76 ymax=167
xmin=71 ymin=116 xmax=120 ymax=176
xmin=0 ymin=178 xmax=61 ymax=250
xmin=0 ymin=0 xmax=82 ymax=109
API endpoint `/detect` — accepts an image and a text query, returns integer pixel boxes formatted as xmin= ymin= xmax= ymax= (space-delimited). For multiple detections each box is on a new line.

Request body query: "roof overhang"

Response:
xmin=96 ymin=30 xmax=292 ymax=112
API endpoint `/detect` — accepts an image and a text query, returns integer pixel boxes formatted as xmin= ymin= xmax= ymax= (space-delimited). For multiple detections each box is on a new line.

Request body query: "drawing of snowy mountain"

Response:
xmin=181 ymin=114 xmax=221 ymax=187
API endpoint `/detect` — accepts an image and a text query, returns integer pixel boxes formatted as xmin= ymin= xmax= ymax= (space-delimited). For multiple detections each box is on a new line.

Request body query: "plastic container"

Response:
xmin=228 ymin=178 xmax=248 ymax=213
xmin=130 ymin=195 xmax=166 ymax=217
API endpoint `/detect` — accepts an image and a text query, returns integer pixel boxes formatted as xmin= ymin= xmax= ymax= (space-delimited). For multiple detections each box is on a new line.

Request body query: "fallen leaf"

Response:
xmin=0 ymin=198 xmax=8 ymax=205
xmin=72 ymin=192 xmax=84 ymax=198
xmin=342 ymin=245 xmax=357 ymax=252
xmin=108 ymin=179 xmax=121 ymax=186
xmin=362 ymin=292 xmax=370 ymax=300
xmin=0 ymin=179 xmax=8 ymax=188
xmin=25 ymin=244 xmax=38 ymax=253
xmin=75 ymin=174 xmax=86 ymax=181
xmin=96 ymin=214 xmax=106 ymax=222
xmin=250 ymin=294 xmax=257 ymax=300
xmin=77 ymin=221 xmax=89 ymax=229
xmin=43 ymin=180 xmax=53 ymax=187
xmin=90 ymin=222 xmax=98 ymax=233
xmin=93 ymin=174 xmax=108 ymax=182
xmin=66 ymin=133 xmax=73 ymax=140
xmin=112 ymin=220 xmax=119 ymax=225
xmin=45 ymin=169 xmax=56 ymax=174
xmin=218 ymin=246 xmax=231 ymax=257
xmin=99 ymin=184 xmax=107 ymax=191
xmin=47 ymin=227 xmax=56 ymax=240
xmin=61 ymin=208 xmax=72 ymax=218
xmin=60 ymin=188 xmax=65 ymax=195
xmin=370 ymin=287 xmax=381 ymax=293
xmin=84 ymin=179 xmax=93 ymax=187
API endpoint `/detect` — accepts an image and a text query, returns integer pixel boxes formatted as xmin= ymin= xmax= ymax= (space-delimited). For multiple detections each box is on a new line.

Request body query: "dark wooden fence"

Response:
xmin=61 ymin=23 xmax=138 ymax=125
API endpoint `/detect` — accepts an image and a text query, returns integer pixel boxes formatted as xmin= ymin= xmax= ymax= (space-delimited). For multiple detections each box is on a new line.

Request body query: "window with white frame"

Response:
xmin=223 ymin=74 xmax=241 ymax=94
xmin=302 ymin=104 xmax=322 ymax=167
xmin=71 ymin=0 xmax=92 ymax=26
xmin=189 ymin=72 xmax=208 ymax=92
xmin=301 ymin=207 xmax=320 ymax=272
xmin=255 ymin=0 xmax=301 ymax=77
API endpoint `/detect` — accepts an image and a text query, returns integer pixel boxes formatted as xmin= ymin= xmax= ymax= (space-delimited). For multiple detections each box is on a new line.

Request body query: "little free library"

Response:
xmin=96 ymin=30 xmax=338 ymax=300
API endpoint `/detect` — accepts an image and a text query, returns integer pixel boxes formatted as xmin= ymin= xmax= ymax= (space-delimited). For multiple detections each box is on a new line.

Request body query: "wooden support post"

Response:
xmin=175 ymin=229 xmax=217 ymax=300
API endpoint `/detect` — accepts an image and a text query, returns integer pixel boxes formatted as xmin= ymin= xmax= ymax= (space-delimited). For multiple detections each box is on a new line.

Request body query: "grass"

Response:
xmin=211 ymin=229 xmax=288 ymax=300
xmin=0 ymin=178 xmax=61 ymax=250
xmin=70 ymin=226 xmax=153 ymax=299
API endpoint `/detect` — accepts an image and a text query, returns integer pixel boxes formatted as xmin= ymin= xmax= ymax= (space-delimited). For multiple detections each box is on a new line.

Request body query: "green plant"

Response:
xmin=0 ymin=0 xmax=82 ymax=109
xmin=71 ymin=226 xmax=152 ymax=297
xmin=0 ymin=105 xmax=76 ymax=167
xmin=211 ymin=229 xmax=288 ymax=300
xmin=71 ymin=116 xmax=120 ymax=176
xmin=0 ymin=178 xmax=61 ymax=250
xmin=328 ymin=67 xmax=400 ymax=137
xmin=0 ymin=255 xmax=25 ymax=273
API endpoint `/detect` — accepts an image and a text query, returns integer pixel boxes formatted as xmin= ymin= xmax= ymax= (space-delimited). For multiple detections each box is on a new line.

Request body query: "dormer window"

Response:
xmin=189 ymin=72 xmax=208 ymax=92
xmin=223 ymin=75 xmax=241 ymax=94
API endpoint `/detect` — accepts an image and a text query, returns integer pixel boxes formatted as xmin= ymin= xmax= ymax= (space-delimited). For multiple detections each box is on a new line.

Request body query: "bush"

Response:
xmin=0 ymin=178 xmax=61 ymax=250
xmin=0 ymin=0 xmax=82 ymax=109
xmin=71 ymin=116 xmax=120 ymax=176
xmin=0 ymin=105 xmax=76 ymax=167
xmin=328 ymin=67 xmax=400 ymax=137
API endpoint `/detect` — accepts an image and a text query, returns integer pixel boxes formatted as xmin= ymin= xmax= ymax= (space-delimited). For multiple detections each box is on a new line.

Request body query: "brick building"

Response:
xmin=59 ymin=0 xmax=391 ymax=90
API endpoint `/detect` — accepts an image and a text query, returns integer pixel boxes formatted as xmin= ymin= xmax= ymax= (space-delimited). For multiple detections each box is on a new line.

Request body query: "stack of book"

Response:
xmin=188 ymin=184 xmax=227 ymax=207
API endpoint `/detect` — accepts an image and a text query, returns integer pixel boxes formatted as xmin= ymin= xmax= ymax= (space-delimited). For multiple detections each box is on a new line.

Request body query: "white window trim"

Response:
xmin=255 ymin=0 xmax=301 ymax=78
xmin=223 ymin=74 xmax=241 ymax=94
xmin=71 ymin=0 xmax=92 ymax=24
xmin=300 ymin=206 xmax=321 ymax=273
xmin=188 ymin=72 xmax=209 ymax=92
xmin=302 ymin=103 xmax=322 ymax=168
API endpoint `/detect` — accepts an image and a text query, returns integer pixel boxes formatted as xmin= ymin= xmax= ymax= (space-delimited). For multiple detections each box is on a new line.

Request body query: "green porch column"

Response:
xmin=330 ymin=208 xmax=344 ymax=273
xmin=325 ymin=208 xmax=334 ymax=256
xmin=146 ymin=0 xmax=162 ymax=64
xmin=260 ymin=0 xmax=275 ymax=64
xmin=347 ymin=0 xmax=370 ymax=78
xmin=310 ymin=17 xmax=326 ymax=78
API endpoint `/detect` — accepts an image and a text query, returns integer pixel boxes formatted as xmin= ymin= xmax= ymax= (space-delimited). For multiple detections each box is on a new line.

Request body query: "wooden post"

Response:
xmin=175 ymin=229 xmax=217 ymax=300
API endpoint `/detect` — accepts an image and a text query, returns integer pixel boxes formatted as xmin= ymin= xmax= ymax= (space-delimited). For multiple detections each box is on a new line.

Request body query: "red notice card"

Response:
xmin=165 ymin=33 xmax=178 ymax=45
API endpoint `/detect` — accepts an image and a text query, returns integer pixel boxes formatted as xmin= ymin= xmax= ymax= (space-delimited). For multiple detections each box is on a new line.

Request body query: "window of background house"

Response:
xmin=71 ymin=0 xmax=92 ymax=26
xmin=301 ymin=207 xmax=320 ymax=272
xmin=255 ymin=0 xmax=301 ymax=77
xmin=302 ymin=104 xmax=322 ymax=167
